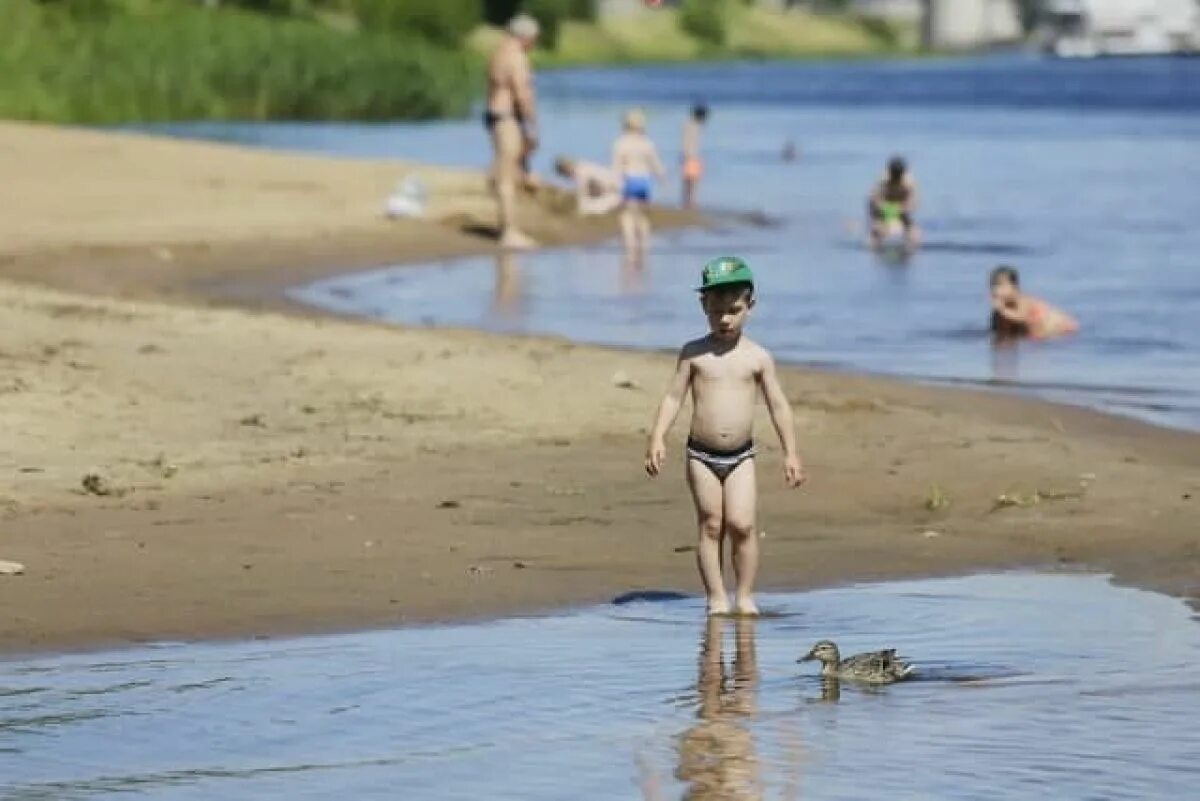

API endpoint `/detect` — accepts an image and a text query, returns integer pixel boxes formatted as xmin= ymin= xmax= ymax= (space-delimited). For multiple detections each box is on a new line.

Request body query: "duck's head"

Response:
xmin=798 ymin=640 xmax=840 ymax=665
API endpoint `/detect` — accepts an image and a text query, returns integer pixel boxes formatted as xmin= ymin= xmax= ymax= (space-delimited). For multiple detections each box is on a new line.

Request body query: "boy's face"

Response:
xmin=700 ymin=287 xmax=754 ymax=340
xmin=990 ymin=278 xmax=1019 ymax=306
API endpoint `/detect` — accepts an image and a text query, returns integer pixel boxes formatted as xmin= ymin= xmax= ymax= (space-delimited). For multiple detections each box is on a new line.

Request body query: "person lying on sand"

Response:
xmin=989 ymin=265 xmax=1079 ymax=340
xmin=554 ymin=156 xmax=621 ymax=216
xmin=644 ymin=257 xmax=806 ymax=617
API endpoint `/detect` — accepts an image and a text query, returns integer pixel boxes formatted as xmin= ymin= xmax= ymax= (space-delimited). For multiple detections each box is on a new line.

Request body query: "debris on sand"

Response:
xmin=0 ymin=560 xmax=25 ymax=576
xmin=81 ymin=473 xmax=118 ymax=497
xmin=990 ymin=487 xmax=1086 ymax=513
xmin=138 ymin=453 xmax=178 ymax=479
xmin=924 ymin=484 xmax=950 ymax=512
xmin=611 ymin=371 xmax=640 ymax=390
xmin=239 ymin=413 xmax=266 ymax=428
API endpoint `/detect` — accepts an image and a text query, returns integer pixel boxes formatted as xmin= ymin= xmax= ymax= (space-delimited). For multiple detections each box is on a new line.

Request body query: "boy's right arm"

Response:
xmin=644 ymin=351 xmax=692 ymax=477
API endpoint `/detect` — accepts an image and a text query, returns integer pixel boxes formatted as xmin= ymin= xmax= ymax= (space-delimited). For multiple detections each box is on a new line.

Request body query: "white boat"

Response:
xmin=1042 ymin=0 xmax=1200 ymax=57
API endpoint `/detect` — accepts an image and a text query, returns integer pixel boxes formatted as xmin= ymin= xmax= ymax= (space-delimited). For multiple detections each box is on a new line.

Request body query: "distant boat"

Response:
xmin=1041 ymin=0 xmax=1200 ymax=57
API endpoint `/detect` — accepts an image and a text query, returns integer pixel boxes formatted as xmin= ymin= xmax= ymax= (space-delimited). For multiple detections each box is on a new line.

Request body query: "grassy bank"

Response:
xmin=0 ymin=2 xmax=908 ymax=125
xmin=0 ymin=0 xmax=478 ymax=124
xmin=470 ymin=6 xmax=914 ymax=68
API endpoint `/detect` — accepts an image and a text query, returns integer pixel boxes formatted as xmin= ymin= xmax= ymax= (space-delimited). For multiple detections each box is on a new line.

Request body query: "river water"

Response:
xmin=4 ymin=573 xmax=1199 ymax=799
xmin=37 ymin=57 xmax=1194 ymax=798
xmin=151 ymin=55 xmax=1200 ymax=430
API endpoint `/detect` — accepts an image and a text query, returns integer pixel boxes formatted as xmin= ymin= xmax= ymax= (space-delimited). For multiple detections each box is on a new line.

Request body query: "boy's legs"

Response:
xmin=721 ymin=459 xmax=759 ymax=615
xmin=619 ymin=203 xmax=638 ymax=257
xmin=686 ymin=458 xmax=730 ymax=615
xmin=635 ymin=202 xmax=651 ymax=255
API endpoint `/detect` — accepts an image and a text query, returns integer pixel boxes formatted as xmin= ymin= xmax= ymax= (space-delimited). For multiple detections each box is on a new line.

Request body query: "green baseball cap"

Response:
xmin=697 ymin=256 xmax=755 ymax=292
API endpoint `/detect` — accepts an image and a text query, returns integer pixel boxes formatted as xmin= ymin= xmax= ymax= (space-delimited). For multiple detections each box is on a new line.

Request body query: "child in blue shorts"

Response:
xmin=612 ymin=108 xmax=666 ymax=263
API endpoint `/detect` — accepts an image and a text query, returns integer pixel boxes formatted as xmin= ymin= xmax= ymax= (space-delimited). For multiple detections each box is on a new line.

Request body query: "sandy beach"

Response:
xmin=0 ymin=121 xmax=1197 ymax=655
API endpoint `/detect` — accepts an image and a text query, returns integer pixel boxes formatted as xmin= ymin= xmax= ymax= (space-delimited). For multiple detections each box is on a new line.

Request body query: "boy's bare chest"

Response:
xmin=691 ymin=355 xmax=757 ymax=386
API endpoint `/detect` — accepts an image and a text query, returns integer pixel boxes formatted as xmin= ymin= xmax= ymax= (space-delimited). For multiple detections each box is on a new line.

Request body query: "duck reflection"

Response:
xmin=675 ymin=615 xmax=764 ymax=800
xmin=814 ymin=676 xmax=841 ymax=704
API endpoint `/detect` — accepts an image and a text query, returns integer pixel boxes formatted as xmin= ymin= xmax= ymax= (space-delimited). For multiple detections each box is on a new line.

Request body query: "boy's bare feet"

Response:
xmin=734 ymin=597 xmax=760 ymax=616
xmin=706 ymin=597 xmax=731 ymax=616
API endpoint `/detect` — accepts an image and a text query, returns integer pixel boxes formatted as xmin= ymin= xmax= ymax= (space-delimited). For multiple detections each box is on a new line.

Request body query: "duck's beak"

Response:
xmin=797 ymin=651 xmax=815 ymax=663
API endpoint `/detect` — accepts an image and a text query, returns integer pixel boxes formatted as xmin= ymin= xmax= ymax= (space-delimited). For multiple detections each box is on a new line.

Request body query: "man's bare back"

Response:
xmin=681 ymin=335 xmax=768 ymax=450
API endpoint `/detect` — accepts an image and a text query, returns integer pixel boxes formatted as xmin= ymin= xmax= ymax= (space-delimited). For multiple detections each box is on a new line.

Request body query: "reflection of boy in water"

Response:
xmin=640 ymin=617 xmax=802 ymax=801
xmin=676 ymin=616 xmax=762 ymax=801
xmin=868 ymin=156 xmax=920 ymax=251
xmin=989 ymin=265 xmax=1079 ymax=340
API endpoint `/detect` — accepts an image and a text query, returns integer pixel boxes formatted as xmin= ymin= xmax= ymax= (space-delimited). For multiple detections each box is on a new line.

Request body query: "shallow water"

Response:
xmin=4 ymin=573 xmax=1199 ymax=799
xmin=148 ymin=56 xmax=1200 ymax=430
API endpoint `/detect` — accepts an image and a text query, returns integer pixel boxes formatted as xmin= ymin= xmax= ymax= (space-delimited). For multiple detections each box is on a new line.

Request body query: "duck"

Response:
xmin=798 ymin=640 xmax=914 ymax=685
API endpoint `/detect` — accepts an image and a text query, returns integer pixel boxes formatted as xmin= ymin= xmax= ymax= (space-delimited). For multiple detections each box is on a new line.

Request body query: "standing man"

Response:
xmin=485 ymin=14 xmax=541 ymax=250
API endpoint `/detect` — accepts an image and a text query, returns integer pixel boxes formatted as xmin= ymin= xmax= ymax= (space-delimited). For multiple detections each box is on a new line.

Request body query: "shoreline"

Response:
xmin=0 ymin=122 xmax=1197 ymax=657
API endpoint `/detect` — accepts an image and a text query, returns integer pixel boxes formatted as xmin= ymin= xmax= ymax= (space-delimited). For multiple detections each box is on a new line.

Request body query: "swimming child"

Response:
xmin=681 ymin=103 xmax=708 ymax=209
xmin=612 ymin=108 xmax=666 ymax=263
xmin=644 ymin=256 xmax=806 ymax=616
xmin=989 ymin=265 xmax=1079 ymax=340
xmin=868 ymin=155 xmax=920 ymax=252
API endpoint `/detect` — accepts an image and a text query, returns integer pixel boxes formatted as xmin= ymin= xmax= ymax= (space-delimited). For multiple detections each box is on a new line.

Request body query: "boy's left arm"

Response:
xmin=759 ymin=353 xmax=806 ymax=488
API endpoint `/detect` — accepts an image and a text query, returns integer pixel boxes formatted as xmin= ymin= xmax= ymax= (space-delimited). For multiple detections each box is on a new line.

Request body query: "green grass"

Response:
xmin=520 ymin=6 xmax=913 ymax=69
xmin=0 ymin=0 xmax=479 ymax=124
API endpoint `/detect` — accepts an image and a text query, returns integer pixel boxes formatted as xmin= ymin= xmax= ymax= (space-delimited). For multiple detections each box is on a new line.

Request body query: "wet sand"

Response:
xmin=1 ymin=122 xmax=1197 ymax=654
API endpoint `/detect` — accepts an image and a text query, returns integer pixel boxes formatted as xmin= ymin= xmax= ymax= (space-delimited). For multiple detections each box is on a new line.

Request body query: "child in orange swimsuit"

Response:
xmin=681 ymin=103 xmax=708 ymax=209
xmin=989 ymin=266 xmax=1079 ymax=340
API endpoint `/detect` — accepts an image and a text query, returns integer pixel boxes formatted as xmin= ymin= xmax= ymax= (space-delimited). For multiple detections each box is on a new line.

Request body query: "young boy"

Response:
xmin=989 ymin=265 xmax=1079 ymax=340
xmin=681 ymin=103 xmax=708 ymax=209
xmin=644 ymin=256 xmax=806 ymax=616
xmin=612 ymin=108 xmax=666 ymax=263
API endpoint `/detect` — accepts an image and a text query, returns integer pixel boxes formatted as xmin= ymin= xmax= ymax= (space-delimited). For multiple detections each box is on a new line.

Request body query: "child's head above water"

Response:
xmin=697 ymin=256 xmax=756 ymax=341
xmin=887 ymin=155 xmax=907 ymax=182
xmin=990 ymin=264 xmax=1021 ymax=304
xmin=691 ymin=103 xmax=709 ymax=123
xmin=623 ymin=108 xmax=647 ymax=133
